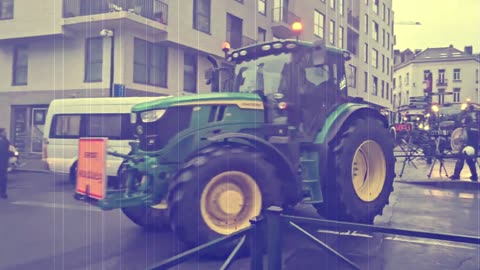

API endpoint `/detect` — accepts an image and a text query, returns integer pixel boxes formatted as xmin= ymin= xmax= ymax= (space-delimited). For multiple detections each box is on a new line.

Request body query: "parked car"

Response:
xmin=42 ymin=96 xmax=165 ymax=185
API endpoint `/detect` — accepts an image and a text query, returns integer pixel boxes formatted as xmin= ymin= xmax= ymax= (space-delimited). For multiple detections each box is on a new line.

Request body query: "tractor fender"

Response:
xmin=318 ymin=104 xmax=388 ymax=146
xmin=207 ymin=132 xmax=300 ymax=204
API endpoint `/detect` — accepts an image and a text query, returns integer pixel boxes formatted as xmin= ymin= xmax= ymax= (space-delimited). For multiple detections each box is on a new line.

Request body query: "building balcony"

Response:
xmin=436 ymin=79 xmax=448 ymax=86
xmin=242 ymin=36 xmax=256 ymax=47
xmin=271 ymin=7 xmax=300 ymax=39
xmin=62 ymin=0 xmax=168 ymax=35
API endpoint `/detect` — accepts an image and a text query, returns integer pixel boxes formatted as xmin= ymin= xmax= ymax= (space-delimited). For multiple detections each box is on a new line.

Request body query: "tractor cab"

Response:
xmin=208 ymin=39 xmax=350 ymax=137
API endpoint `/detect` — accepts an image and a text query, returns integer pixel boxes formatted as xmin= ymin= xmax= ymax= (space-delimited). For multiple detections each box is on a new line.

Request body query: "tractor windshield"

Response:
xmin=231 ymin=53 xmax=291 ymax=94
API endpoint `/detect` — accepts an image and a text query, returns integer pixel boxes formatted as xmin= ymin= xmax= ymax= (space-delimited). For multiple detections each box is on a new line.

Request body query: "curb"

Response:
xmin=396 ymin=179 xmax=480 ymax=190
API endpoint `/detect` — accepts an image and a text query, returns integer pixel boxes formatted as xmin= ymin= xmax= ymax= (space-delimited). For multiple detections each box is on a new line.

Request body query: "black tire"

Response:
xmin=119 ymin=162 xmax=169 ymax=230
xmin=69 ymin=162 xmax=77 ymax=186
xmin=315 ymin=117 xmax=395 ymax=224
xmin=122 ymin=206 xmax=169 ymax=230
xmin=167 ymin=145 xmax=282 ymax=257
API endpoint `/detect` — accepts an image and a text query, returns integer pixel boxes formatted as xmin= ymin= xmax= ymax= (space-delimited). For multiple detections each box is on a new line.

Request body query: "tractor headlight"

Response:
xmin=141 ymin=109 xmax=166 ymax=123
xmin=130 ymin=113 xmax=137 ymax=124
xmin=424 ymin=125 xmax=430 ymax=131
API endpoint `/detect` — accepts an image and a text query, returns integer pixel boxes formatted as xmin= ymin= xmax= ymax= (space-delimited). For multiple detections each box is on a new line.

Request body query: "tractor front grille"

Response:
xmin=137 ymin=107 xmax=192 ymax=151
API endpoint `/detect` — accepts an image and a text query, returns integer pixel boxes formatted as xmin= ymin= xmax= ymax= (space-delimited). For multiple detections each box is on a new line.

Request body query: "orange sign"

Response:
xmin=75 ymin=138 xmax=108 ymax=200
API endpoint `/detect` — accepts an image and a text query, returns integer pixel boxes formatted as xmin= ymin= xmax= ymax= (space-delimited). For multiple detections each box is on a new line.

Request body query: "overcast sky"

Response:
xmin=392 ymin=0 xmax=480 ymax=52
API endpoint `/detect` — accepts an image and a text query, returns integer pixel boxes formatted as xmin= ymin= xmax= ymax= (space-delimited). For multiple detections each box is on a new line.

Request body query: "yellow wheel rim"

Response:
xmin=200 ymin=171 xmax=262 ymax=235
xmin=352 ymin=140 xmax=386 ymax=202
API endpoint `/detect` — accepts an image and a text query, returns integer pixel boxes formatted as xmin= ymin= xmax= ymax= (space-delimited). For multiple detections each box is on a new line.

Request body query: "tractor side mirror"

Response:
xmin=205 ymin=68 xmax=214 ymax=85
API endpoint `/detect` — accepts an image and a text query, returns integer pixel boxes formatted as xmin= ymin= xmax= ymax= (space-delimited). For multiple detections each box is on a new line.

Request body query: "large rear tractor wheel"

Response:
xmin=315 ymin=117 xmax=395 ymax=223
xmin=120 ymin=163 xmax=169 ymax=230
xmin=167 ymin=145 xmax=282 ymax=257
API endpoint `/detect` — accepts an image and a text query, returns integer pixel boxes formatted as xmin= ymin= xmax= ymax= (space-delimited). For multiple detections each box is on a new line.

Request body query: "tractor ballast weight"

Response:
xmin=75 ymin=38 xmax=395 ymax=255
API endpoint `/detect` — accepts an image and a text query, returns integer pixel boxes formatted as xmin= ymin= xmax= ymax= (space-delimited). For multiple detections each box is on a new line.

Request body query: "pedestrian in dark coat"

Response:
xmin=0 ymin=128 xmax=12 ymax=198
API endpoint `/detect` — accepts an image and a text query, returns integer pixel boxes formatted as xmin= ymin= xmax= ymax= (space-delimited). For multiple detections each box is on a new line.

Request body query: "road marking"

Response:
xmin=11 ymin=201 xmax=101 ymax=212
xmin=317 ymin=230 xmax=476 ymax=250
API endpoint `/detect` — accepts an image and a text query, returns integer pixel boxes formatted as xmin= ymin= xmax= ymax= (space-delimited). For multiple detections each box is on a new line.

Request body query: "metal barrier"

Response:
xmin=146 ymin=206 xmax=480 ymax=270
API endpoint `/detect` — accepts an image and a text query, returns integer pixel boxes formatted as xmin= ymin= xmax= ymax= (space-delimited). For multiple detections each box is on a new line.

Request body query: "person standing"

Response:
xmin=450 ymin=108 xmax=479 ymax=181
xmin=0 ymin=128 xmax=11 ymax=198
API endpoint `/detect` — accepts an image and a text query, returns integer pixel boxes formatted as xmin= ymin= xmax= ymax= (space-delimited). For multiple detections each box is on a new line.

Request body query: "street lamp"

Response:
xmin=100 ymin=29 xmax=114 ymax=97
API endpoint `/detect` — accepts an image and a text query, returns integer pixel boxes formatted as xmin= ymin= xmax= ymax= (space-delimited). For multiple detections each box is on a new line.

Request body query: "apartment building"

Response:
xmin=393 ymin=45 xmax=480 ymax=115
xmin=0 ymin=0 xmax=394 ymax=154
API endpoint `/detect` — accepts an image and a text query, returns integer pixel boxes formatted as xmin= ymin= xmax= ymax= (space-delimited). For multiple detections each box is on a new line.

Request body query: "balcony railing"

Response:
xmin=436 ymin=79 xmax=448 ymax=86
xmin=242 ymin=36 xmax=256 ymax=47
xmin=63 ymin=0 xmax=168 ymax=25
xmin=347 ymin=10 xmax=360 ymax=30
xmin=272 ymin=7 xmax=300 ymax=25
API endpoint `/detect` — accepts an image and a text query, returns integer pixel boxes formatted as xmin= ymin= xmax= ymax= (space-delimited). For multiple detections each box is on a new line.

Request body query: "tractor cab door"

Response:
xmin=296 ymin=50 xmax=348 ymax=136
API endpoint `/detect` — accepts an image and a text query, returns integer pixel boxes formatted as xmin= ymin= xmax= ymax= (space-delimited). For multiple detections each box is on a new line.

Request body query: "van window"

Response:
xmin=50 ymin=114 xmax=134 ymax=140
xmin=52 ymin=115 xmax=81 ymax=138
xmin=84 ymin=114 xmax=123 ymax=139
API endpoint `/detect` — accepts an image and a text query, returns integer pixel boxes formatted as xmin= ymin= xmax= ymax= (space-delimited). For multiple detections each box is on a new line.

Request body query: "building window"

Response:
xmin=373 ymin=0 xmax=379 ymax=14
xmin=372 ymin=21 xmax=378 ymax=41
xmin=405 ymin=72 xmax=410 ymax=85
xmin=12 ymin=45 xmax=28 ymax=85
xmin=393 ymin=78 xmax=396 ymax=89
xmin=453 ymin=68 xmax=461 ymax=81
xmin=235 ymin=0 xmax=243 ymax=3
xmin=381 ymin=80 xmax=385 ymax=98
xmin=393 ymin=94 xmax=396 ymax=107
xmin=329 ymin=20 xmax=335 ymax=45
xmin=371 ymin=48 xmax=378 ymax=68
xmin=424 ymin=70 xmax=431 ymax=79
xmin=386 ymin=57 xmax=390 ymax=75
xmin=364 ymin=71 xmax=368 ymax=92
xmin=257 ymin=27 xmax=266 ymax=42
xmin=0 ymin=0 xmax=13 ymax=20
xmin=453 ymin=88 xmax=461 ymax=102
xmin=476 ymin=69 xmax=479 ymax=82
xmin=387 ymin=8 xmax=390 ymax=25
xmin=133 ymin=38 xmax=168 ymax=87
xmin=193 ymin=0 xmax=211 ymax=33
xmin=226 ymin=13 xmax=243 ymax=49
xmin=338 ymin=26 xmax=344 ymax=49
xmin=406 ymin=91 xmax=409 ymax=103
xmin=348 ymin=65 xmax=357 ymax=88
xmin=314 ymin=10 xmax=325 ymax=38
xmin=330 ymin=0 xmax=335 ymax=10
xmin=387 ymin=33 xmax=390 ymax=49
xmin=399 ymin=75 xmax=402 ymax=88
xmin=372 ymin=75 xmax=378 ymax=96
xmin=382 ymin=29 xmax=385 ymax=47
xmin=84 ymin=37 xmax=103 ymax=82
xmin=258 ymin=0 xmax=266 ymax=15
xmin=438 ymin=69 xmax=446 ymax=83
xmin=386 ymin=82 xmax=390 ymax=100
xmin=339 ymin=0 xmax=344 ymax=15
xmin=365 ymin=0 xmax=368 ymax=6
xmin=382 ymin=3 xmax=386 ymax=21
xmin=438 ymin=89 xmax=445 ymax=104
xmin=184 ymin=51 xmax=197 ymax=93
xmin=364 ymin=43 xmax=368 ymax=63
xmin=364 ymin=14 xmax=368 ymax=34
xmin=381 ymin=54 xmax=385 ymax=72
xmin=398 ymin=93 xmax=402 ymax=106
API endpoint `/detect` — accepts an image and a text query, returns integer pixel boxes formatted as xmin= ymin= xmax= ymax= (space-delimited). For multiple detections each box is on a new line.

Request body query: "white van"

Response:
xmin=42 ymin=97 xmax=162 ymax=184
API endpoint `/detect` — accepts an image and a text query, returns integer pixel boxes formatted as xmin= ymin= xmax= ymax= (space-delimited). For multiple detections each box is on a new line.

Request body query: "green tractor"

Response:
xmin=76 ymin=38 xmax=395 ymax=253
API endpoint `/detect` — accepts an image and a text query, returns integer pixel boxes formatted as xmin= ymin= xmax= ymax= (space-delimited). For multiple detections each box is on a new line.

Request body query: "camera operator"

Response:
xmin=450 ymin=107 xmax=479 ymax=181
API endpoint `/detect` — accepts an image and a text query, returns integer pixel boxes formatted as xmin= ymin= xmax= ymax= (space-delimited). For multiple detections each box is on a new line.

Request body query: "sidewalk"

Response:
xmin=394 ymin=154 xmax=480 ymax=190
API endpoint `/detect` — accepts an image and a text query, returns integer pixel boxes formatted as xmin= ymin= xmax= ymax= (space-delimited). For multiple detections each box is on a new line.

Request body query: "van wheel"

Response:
xmin=69 ymin=162 xmax=77 ymax=186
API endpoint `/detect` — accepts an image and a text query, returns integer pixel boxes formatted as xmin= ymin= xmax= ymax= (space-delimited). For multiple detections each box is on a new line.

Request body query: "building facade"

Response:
xmin=393 ymin=45 xmax=480 ymax=117
xmin=0 ymin=0 xmax=394 ymax=154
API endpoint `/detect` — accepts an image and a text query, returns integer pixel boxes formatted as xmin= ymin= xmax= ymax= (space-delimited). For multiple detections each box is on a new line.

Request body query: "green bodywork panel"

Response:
xmin=132 ymin=93 xmax=262 ymax=112
xmin=314 ymin=103 xmax=359 ymax=144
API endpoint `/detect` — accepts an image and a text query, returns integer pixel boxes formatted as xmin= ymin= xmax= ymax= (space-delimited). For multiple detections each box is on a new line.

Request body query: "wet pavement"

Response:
xmin=0 ymin=170 xmax=479 ymax=270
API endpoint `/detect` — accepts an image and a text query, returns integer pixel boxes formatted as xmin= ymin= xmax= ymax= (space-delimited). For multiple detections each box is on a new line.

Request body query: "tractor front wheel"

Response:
xmin=167 ymin=145 xmax=281 ymax=256
xmin=315 ymin=117 xmax=395 ymax=223
xmin=120 ymin=163 xmax=169 ymax=230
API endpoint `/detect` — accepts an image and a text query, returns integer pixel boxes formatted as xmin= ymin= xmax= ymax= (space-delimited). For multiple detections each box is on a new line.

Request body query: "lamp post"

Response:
xmin=100 ymin=29 xmax=114 ymax=97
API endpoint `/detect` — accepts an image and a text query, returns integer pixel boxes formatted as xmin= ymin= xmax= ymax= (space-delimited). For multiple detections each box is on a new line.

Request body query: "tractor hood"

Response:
xmin=132 ymin=93 xmax=263 ymax=112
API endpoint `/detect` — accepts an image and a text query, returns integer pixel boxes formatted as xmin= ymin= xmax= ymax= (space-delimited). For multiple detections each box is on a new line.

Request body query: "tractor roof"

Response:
xmin=227 ymin=39 xmax=349 ymax=63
